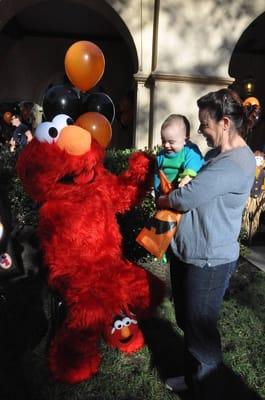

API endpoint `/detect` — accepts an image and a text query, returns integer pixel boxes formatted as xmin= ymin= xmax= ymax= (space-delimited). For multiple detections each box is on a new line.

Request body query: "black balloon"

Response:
xmin=43 ymin=85 xmax=80 ymax=121
xmin=81 ymin=92 xmax=115 ymax=124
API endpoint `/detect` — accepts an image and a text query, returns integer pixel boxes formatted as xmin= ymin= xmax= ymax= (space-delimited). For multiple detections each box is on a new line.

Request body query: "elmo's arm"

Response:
xmin=109 ymin=151 xmax=154 ymax=214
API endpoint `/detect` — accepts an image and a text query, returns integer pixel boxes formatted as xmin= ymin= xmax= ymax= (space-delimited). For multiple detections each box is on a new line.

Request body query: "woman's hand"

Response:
xmin=157 ymin=195 xmax=171 ymax=209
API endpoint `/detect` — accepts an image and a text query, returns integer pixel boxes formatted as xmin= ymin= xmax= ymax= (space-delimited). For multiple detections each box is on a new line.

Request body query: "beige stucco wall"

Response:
xmin=127 ymin=0 xmax=265 ymax=151
xmin=156 ymin=1 xmax=264 ymax=78
xmin=107 ymin=0 xmax=155 ymax=74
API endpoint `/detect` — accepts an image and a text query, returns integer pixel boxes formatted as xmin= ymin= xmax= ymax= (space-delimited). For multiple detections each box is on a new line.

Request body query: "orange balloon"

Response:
xmin=75 ymin=112 xmax=112 ymax=149
xmin=65 ymin=41 xmax=105 ymax=92
xmin=243 ymin=97 xmax=260 ymax=107
xmin=3 ymin=111 xmax=12 ymax=124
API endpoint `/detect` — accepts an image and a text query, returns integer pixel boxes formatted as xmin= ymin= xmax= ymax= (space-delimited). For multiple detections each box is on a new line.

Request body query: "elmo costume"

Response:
xmin=17 ymin=114 xmax=164 ymax=383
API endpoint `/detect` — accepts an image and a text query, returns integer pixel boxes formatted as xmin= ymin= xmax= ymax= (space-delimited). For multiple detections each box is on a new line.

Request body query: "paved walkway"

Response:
xmin=245 ymin=245 xmax=265 ymax=272
xmin=244 ymin=230 xmax=265 ymax=272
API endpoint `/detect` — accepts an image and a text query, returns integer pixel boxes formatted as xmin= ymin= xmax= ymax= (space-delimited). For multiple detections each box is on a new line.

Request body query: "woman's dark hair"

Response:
xmin=197 ymin=88 xmax=247 ymax=135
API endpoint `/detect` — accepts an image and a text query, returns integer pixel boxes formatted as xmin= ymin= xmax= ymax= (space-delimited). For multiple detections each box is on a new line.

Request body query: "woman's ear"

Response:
xmin=223 ymin=116 xmax=230 ymax=131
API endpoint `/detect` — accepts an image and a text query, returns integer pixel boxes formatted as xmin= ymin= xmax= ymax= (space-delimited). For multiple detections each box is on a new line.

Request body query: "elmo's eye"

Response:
xmin=122 ymin=317 xmax=131 ymax=326
xmin=52 ymin=114 xmax=74 ymax=132
xmin=35 ymin=122 xmax=59 ymax=143
xmin=114 ymin=320 xmax=123 ymax=330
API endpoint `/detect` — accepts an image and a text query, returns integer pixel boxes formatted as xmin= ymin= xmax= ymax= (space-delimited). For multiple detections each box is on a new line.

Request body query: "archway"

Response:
xmin=0 ymin=0 xmax=138 ymax=148
xmin=229 ymin=12 xmax=265 ymax=151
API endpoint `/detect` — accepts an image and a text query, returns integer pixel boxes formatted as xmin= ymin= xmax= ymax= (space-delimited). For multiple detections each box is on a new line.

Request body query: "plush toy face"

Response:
xmin=17 ymin=114 xmax=104 ymax=203
xmin=104 ymin=311 xmax=144 ymax=352
xmin=0 ymin=253 xmax=12 ymax=270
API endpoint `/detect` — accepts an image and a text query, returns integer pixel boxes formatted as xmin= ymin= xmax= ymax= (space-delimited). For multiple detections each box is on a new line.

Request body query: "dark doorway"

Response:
xmin=229 ymin=12 xmax=265 ymax=152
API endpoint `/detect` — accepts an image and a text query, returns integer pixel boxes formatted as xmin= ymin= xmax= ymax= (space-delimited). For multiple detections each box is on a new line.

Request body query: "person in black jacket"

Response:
xmin=9 ymin=114 xmax=33 ymax=152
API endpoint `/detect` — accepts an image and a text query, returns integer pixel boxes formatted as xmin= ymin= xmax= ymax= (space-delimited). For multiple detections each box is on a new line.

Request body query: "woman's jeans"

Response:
xmin=170 ymin=257 xmax=237 ymax=388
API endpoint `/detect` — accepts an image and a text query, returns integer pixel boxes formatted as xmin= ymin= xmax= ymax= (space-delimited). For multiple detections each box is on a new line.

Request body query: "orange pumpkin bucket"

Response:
xmin=136 ymin=209 xmax=181 ymax=259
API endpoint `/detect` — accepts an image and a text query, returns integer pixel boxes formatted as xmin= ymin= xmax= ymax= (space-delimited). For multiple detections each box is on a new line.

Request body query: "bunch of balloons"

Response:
xmin=42 ymin=41 xmax=115 ymax=149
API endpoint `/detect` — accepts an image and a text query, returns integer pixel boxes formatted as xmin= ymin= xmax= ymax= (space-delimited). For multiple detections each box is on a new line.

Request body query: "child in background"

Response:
xmin=154 ymin=114 xmax=204 ymax=198
xmin=9 ymin=114 xmax=33 ymax=153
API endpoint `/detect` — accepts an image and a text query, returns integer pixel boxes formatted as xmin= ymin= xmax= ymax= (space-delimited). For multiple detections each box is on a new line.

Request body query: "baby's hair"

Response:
xmin=161 ymin=114 xmax=190 ymax=140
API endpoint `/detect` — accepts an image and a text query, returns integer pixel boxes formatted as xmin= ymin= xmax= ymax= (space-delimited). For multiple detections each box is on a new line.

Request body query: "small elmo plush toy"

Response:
xmin=17 ymin=114 xmax=164 ymax=384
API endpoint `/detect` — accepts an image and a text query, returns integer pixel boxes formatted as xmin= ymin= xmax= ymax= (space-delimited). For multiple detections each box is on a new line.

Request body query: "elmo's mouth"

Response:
xmin=58 ymin=168 xmax=95 ymax=185
xmin=119 ymin=335 xmax=133 ymax=343
xmin=58 ymin=174 xmax=75 ymax=184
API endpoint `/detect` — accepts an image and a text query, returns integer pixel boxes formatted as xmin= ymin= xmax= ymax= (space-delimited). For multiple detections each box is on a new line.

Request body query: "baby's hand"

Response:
xmin=178 ymin=175 xmax=192 ymax=188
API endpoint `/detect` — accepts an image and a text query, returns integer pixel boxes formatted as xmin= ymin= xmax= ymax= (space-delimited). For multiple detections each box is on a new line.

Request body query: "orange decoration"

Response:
xmin=75 ymin=112 xmax=112 ymax=149
xmin=3 ymin=111 xmax=12 ymax=124
xmin=159 ymin=170 xmax=173 ymax=195
xmin=243 ymin=97 xmax=260 ymax=107
xmin=136 ymin=210 xmax=182 ymax=260
xmin=136 ymin=169 xmax=182 ymax=259
xmin=64 ymin=41 xmax=105 ymax=92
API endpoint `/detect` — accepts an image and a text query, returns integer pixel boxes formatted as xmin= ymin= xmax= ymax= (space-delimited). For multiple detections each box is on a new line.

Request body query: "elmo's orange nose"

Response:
xmin=57 ymin=125 xmax=91 ymax=155
xmin=120 ymin=326 xmax=131 ymax=339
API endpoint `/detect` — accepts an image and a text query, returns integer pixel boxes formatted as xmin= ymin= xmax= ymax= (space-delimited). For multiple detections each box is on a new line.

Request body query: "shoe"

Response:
xmin=165 ymin=376 xmax=188 ymax=392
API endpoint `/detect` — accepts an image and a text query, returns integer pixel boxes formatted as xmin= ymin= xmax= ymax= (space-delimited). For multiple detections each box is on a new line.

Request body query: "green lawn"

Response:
xmin=221 ymin=259 xmax=265 ymax=398
xmin=19 ymin=258 xmax=264 ymax=400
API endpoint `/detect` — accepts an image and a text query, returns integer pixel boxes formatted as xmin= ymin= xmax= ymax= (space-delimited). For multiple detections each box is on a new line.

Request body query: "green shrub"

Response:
xmin=238 ymin=226 xmax=250 ymax=258
xmin=0 ymin=144 xmax=37 ymax=226
xmin=104 ymin=148 xmax=155 ymax=262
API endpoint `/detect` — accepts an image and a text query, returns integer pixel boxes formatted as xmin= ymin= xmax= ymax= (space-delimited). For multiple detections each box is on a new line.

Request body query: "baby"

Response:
xmin=154 ymin=114 xmax=204 ymax=198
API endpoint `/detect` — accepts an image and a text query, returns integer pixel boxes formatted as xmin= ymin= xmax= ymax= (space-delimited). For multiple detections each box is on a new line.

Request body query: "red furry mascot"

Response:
xmin=17 ymin=114 xmax=164 ymax=383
